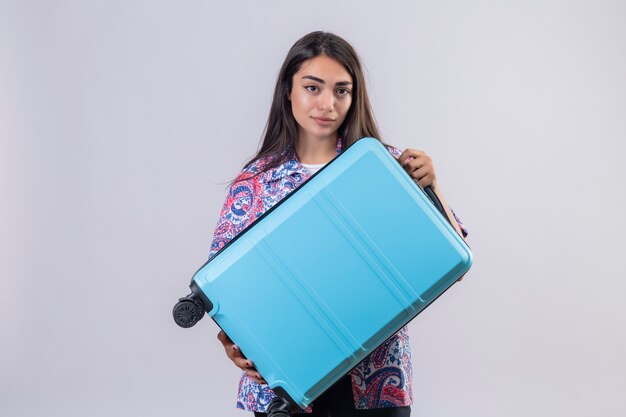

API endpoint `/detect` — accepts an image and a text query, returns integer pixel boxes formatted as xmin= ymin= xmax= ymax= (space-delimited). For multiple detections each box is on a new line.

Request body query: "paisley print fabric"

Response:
xmin=207 ymin=138 xmax=467 ymax=412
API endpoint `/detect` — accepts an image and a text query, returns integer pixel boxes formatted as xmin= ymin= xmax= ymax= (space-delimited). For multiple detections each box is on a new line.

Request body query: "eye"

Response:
xmin=336 ymin=88 xmax=351 ymax=96
xmin=305 ymin=85 xmax=319 ymax=93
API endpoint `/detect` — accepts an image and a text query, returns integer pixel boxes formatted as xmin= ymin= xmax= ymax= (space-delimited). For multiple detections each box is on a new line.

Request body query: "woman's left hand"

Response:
xmin=398 ymin=149 xmax=437 ymax=189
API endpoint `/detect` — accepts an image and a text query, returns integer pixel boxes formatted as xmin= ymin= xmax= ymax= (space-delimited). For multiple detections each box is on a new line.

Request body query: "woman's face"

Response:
xmin=289 ymin=54 xmax=353 ymax=143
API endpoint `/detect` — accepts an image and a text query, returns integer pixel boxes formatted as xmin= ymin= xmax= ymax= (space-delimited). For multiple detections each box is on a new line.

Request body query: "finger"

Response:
xmin=405 ymin=153 xmax=430 ymax=166
xmin=397 ymin=150 xmax=409 ymax=166
xmin=227 ymin=344 xmax=248 ymax=360
xmin=402 ymin=158 xmax=423 ymax=173
xmin=403 ymin=161 xmax=431 ymax=183
xmin=217 ymin=330 xmax=233 ymax=346
xmin=417 ymin=174 xmax=435 ymax=188
xmin=237 ymin=357 xmax=256 ymax=369
xmin=410 ymin=165 xmax=431 ymax=181
xmin=233 ymin=356 xmax=253 ymax=369
xmin=229 ymin=347 xmax=254 ymax=369
xmin=403 ymin=155 xmax=432 ymax=174
xmin=232 ymin=344 xmax=248 ymax=358
xmin=398 ymin=148 xmax=424 ymax=166
xmin=245 ymin=368 xmax=267 ymax=384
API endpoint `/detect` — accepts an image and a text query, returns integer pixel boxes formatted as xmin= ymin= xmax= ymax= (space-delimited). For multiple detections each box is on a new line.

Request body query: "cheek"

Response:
xmin=291 ymin=90 xmax=312 ymax=110
xmin=338 ymin=99 xmax=352 ymax=119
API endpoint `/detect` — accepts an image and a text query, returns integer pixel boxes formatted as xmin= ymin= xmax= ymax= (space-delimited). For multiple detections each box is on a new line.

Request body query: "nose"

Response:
xmin=317 ymin=89 xmax=334 ymax=112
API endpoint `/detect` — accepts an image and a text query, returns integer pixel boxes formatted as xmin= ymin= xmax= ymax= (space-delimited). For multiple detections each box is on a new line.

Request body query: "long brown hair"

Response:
xmin=241 ymin=31 xmax=384 ymax=176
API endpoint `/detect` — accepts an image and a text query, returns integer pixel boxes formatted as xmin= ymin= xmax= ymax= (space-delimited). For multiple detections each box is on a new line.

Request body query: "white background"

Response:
xmin=1 ymin=1 xmax=625 ymax=416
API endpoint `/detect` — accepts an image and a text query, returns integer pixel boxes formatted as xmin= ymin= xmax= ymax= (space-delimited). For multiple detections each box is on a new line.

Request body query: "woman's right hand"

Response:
xmin=217 ymin=330 xmax=267 ymax=384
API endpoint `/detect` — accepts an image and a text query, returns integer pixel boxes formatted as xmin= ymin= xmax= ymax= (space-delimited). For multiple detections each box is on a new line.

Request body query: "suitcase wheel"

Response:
xmin=172 ymin=296 xmax=204 ymax=328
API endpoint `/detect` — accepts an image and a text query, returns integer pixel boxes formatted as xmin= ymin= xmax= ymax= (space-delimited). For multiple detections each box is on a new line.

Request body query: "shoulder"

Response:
xmin=232 ymin=155 xmax=273 ymax=184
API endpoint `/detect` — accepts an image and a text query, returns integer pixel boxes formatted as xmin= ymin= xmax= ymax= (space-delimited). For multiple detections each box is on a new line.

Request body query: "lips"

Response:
xmin=312 ymin=116 xmax=336 ymax=126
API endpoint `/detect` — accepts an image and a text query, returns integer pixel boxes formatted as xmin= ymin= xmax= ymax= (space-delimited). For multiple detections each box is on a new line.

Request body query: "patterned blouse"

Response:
xmin=207 ymin=138 xmax=468 ymax=413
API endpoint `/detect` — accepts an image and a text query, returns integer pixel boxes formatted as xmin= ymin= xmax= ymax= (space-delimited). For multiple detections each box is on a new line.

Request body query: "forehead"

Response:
xmin=295 ymin=55 xmax=352 ymax=81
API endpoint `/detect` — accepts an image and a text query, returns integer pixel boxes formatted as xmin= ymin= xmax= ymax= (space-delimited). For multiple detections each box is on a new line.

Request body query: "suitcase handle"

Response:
xmin=423 ymin=185 xmax=452 ymax=225
xmin=409 ymin=174 xmax=452 ymax=225
xmin=397 ymin=155 xmax=451 ymax=225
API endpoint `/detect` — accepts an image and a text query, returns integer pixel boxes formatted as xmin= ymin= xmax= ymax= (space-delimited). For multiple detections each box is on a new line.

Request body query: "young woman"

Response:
xmin=210 ymin=31 xmax=468 ymax=417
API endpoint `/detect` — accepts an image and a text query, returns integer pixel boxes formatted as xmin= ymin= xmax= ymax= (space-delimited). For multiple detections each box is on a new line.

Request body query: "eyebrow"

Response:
xmin=302 ymin=75 xmax=353 ymax=86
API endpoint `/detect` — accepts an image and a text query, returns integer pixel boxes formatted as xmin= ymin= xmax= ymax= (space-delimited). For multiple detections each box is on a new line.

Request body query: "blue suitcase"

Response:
xmin=173 ymin=137 xmax=472 ymax=410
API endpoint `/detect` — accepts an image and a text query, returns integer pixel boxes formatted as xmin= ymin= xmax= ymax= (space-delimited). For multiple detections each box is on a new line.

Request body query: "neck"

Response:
xmin=295 ymin=133 xmax=338 ymax=164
